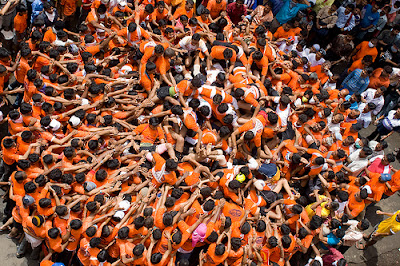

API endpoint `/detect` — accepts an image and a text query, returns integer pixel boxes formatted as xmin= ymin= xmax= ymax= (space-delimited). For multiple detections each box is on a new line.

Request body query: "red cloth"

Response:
xmin=322 ymin=247 xmax=345 ymax=266
xmin=227 ymin=2 xmax=246 ymax=25
xmin=368 ymin=158 xmax=390 ymax=174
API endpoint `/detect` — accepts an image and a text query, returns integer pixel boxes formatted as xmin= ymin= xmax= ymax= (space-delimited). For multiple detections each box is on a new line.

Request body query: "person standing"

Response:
xmin=356 ymin=3 xmax=380 ymax=41
xmin=357 ymin=210 xmax=400 ymax=249
xmin=226 ymin=0 xmax=247 ymax=25
xmin=368 ymin=107 xmax=400 ymax=141
xmin=341 ymin=67 xmax=372 ymax=95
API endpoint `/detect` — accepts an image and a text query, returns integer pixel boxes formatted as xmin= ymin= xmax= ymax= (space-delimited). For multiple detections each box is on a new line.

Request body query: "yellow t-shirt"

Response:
xmin=305 ymin=195 xmax=330 ymax=218
xmin=376 ymin=210 xmax=400 ymax=235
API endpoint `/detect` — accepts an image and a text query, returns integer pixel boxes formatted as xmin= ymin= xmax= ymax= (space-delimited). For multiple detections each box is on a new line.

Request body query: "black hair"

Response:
xmin=203 ymin=199 xmax=215 ymax=211
xmin=118 ymin=226 xmax=129 ymax=239
xmin=281 ymin=235 xmax=292 ymax=249
xmin=215 ymin=243 xmax=226 ymax=256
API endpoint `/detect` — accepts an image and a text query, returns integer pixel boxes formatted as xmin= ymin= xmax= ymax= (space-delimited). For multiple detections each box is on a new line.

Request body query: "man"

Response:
xmin=339 ymin=219 xmax=370 ymax=253
xmin=356 ymin=3 xmax=380 ymax=40
xmin=11 ymin=47 xmax=32 ymax=108
xmin=350 ymin=38 xmax=379 ymax=63
xmin=345 ymin=188 xmax=368 ymax=219
xmin=334 ymin=4 xmax=355 ymax=33
xmin=368 ymin=66 xmax=392 ymax=89
xmin=377 ymin=24 xmax=400 ymax=47
xmin=361 ymin=86 xmax=385 ymax=116
xmin=207 ymin=0 xmax=227 ymax=19
xmin=368 ymin=153 xmax=395 ymax=174
xmin=345 ymin=146 xmax=373 ymax=175
xmin=368 ymin=107 xmax=400 ymax=141
xmin=226 ymin=0 xmax=246 ymax=25
xmin=358 ymin=210 xmax=400 ymax=249
xmin=341 ymin=67 xmax=372 ymax=95
xmin=177 ymin=33 xmax=210 ymax=68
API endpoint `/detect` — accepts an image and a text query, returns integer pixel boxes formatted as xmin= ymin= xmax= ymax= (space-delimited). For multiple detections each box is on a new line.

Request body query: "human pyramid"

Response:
xmin=0 ymin=0 xmax=400 ymax=265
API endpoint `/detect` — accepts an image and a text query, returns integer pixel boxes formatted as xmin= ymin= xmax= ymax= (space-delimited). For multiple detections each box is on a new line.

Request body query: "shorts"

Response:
xmin=251 ymin=62 xmax=261 ymax=72
xmin=156 ymin=86 xmax=171 ymax=99
xmin=234 ymin=61 xmax=244 ymax=68
xmin=212 ymin=59 xmax=227 ymax=69
xmin=140 ymin=143 xmax=169 ymax=154
xmin=139 ymin=143 xmax=156 ymax=152
xmin=12 ymin=220 xmax=23 ymax=231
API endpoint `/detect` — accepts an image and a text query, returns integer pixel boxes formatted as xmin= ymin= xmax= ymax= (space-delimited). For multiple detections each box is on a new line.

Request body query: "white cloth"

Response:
xmin=305 ymin=256 xmax=323 ymax=266
xmin=347 ymin=149 xmax=369 ymax=173
xmin=24 ymin=232 xmax=43 ymax=248
xmin=383 ymin=110 xmax=400 ymax=130
xmin=307 ymin=53 xmax=326 ymax=67
xmin=336 ymin=6 xmax=356 ymax=31
xmin=178 ymin=36 xmax=208 ymax=53
xmin=53 ymin=39 xmax=74 ymax=46
xmin=361 ymin=88 xmax=384 ymax=115
xmin=45 ymin=11 xmax=56 ymax=22
xmin=342 ymin=220 xmax=364 ymax=246
xmin=357 ymin=103 xmax=373 ymax=128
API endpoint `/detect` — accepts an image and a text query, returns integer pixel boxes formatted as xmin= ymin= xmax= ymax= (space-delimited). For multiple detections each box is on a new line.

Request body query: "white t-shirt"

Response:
xmin=308 ymin=53 xmax=326 ymax=67
xmin=361 ymin=88 xmax=384 ymax=115
xmin=178 ymin=36 xmax=208 ymax=53
xmin=357 ymin=103 xmax=373 ymax=128
xmin=53 ymin=39 xmax=74 ymax=47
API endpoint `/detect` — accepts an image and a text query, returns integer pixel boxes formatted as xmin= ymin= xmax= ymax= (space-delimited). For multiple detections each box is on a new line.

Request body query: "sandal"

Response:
xmin=7 ymin=233 xmax=19 ymax=239
xmin=0 ymin=226 xmax=10 ymax=232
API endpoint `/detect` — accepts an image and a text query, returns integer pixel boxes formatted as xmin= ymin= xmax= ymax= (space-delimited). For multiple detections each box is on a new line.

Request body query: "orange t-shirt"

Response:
xmin=210 ymin=46 xmax=237 ymax=63
xmin=133 ymin=124 xmax=165 ymax=144
xmin=14 ymin=13 xmax=28 ymax=34
xmin=152 ymin=8 xmax=169 ymax=22
xmin=16 ymin=57 xmax=31 ymax=83
xmin=368 ymin=68 xmax=390 ymax=89
xmin=352 ymin=41 xmax=378 ymax=62
xmin=173 ymin=5 xmax=194 ymax=20
xmin=273 ymin=27 xmax=294 ymax=39
xmin=204 ymin=243 xmax=229 ymax=266
xmin=34 ymin=55 xmax=51 ymax=72
xmin=348 ymin=58 xmax=364 ymax=73
xmin=207 ymin=0 xmax=227 ymax=19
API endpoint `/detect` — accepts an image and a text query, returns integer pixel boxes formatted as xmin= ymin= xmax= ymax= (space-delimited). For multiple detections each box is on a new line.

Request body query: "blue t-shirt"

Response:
xmin=360 ymin=4 xmax=379 ymax=28
xmin=327 ymin=232 xmax=341 ymax=246
xmin=275 ymin=0 xmax=310 ymax=24
xmin=345 ymin=95 xmax=359 ymax=110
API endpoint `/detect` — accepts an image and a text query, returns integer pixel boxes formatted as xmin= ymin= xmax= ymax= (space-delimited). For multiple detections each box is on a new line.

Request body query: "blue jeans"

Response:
xmin=367 ymin=121 xmax=391 ymax=141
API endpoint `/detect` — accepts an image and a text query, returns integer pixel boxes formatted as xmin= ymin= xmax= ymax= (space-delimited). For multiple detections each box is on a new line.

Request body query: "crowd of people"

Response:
xmin=0 ymin=0 xmax=400 ymax=265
